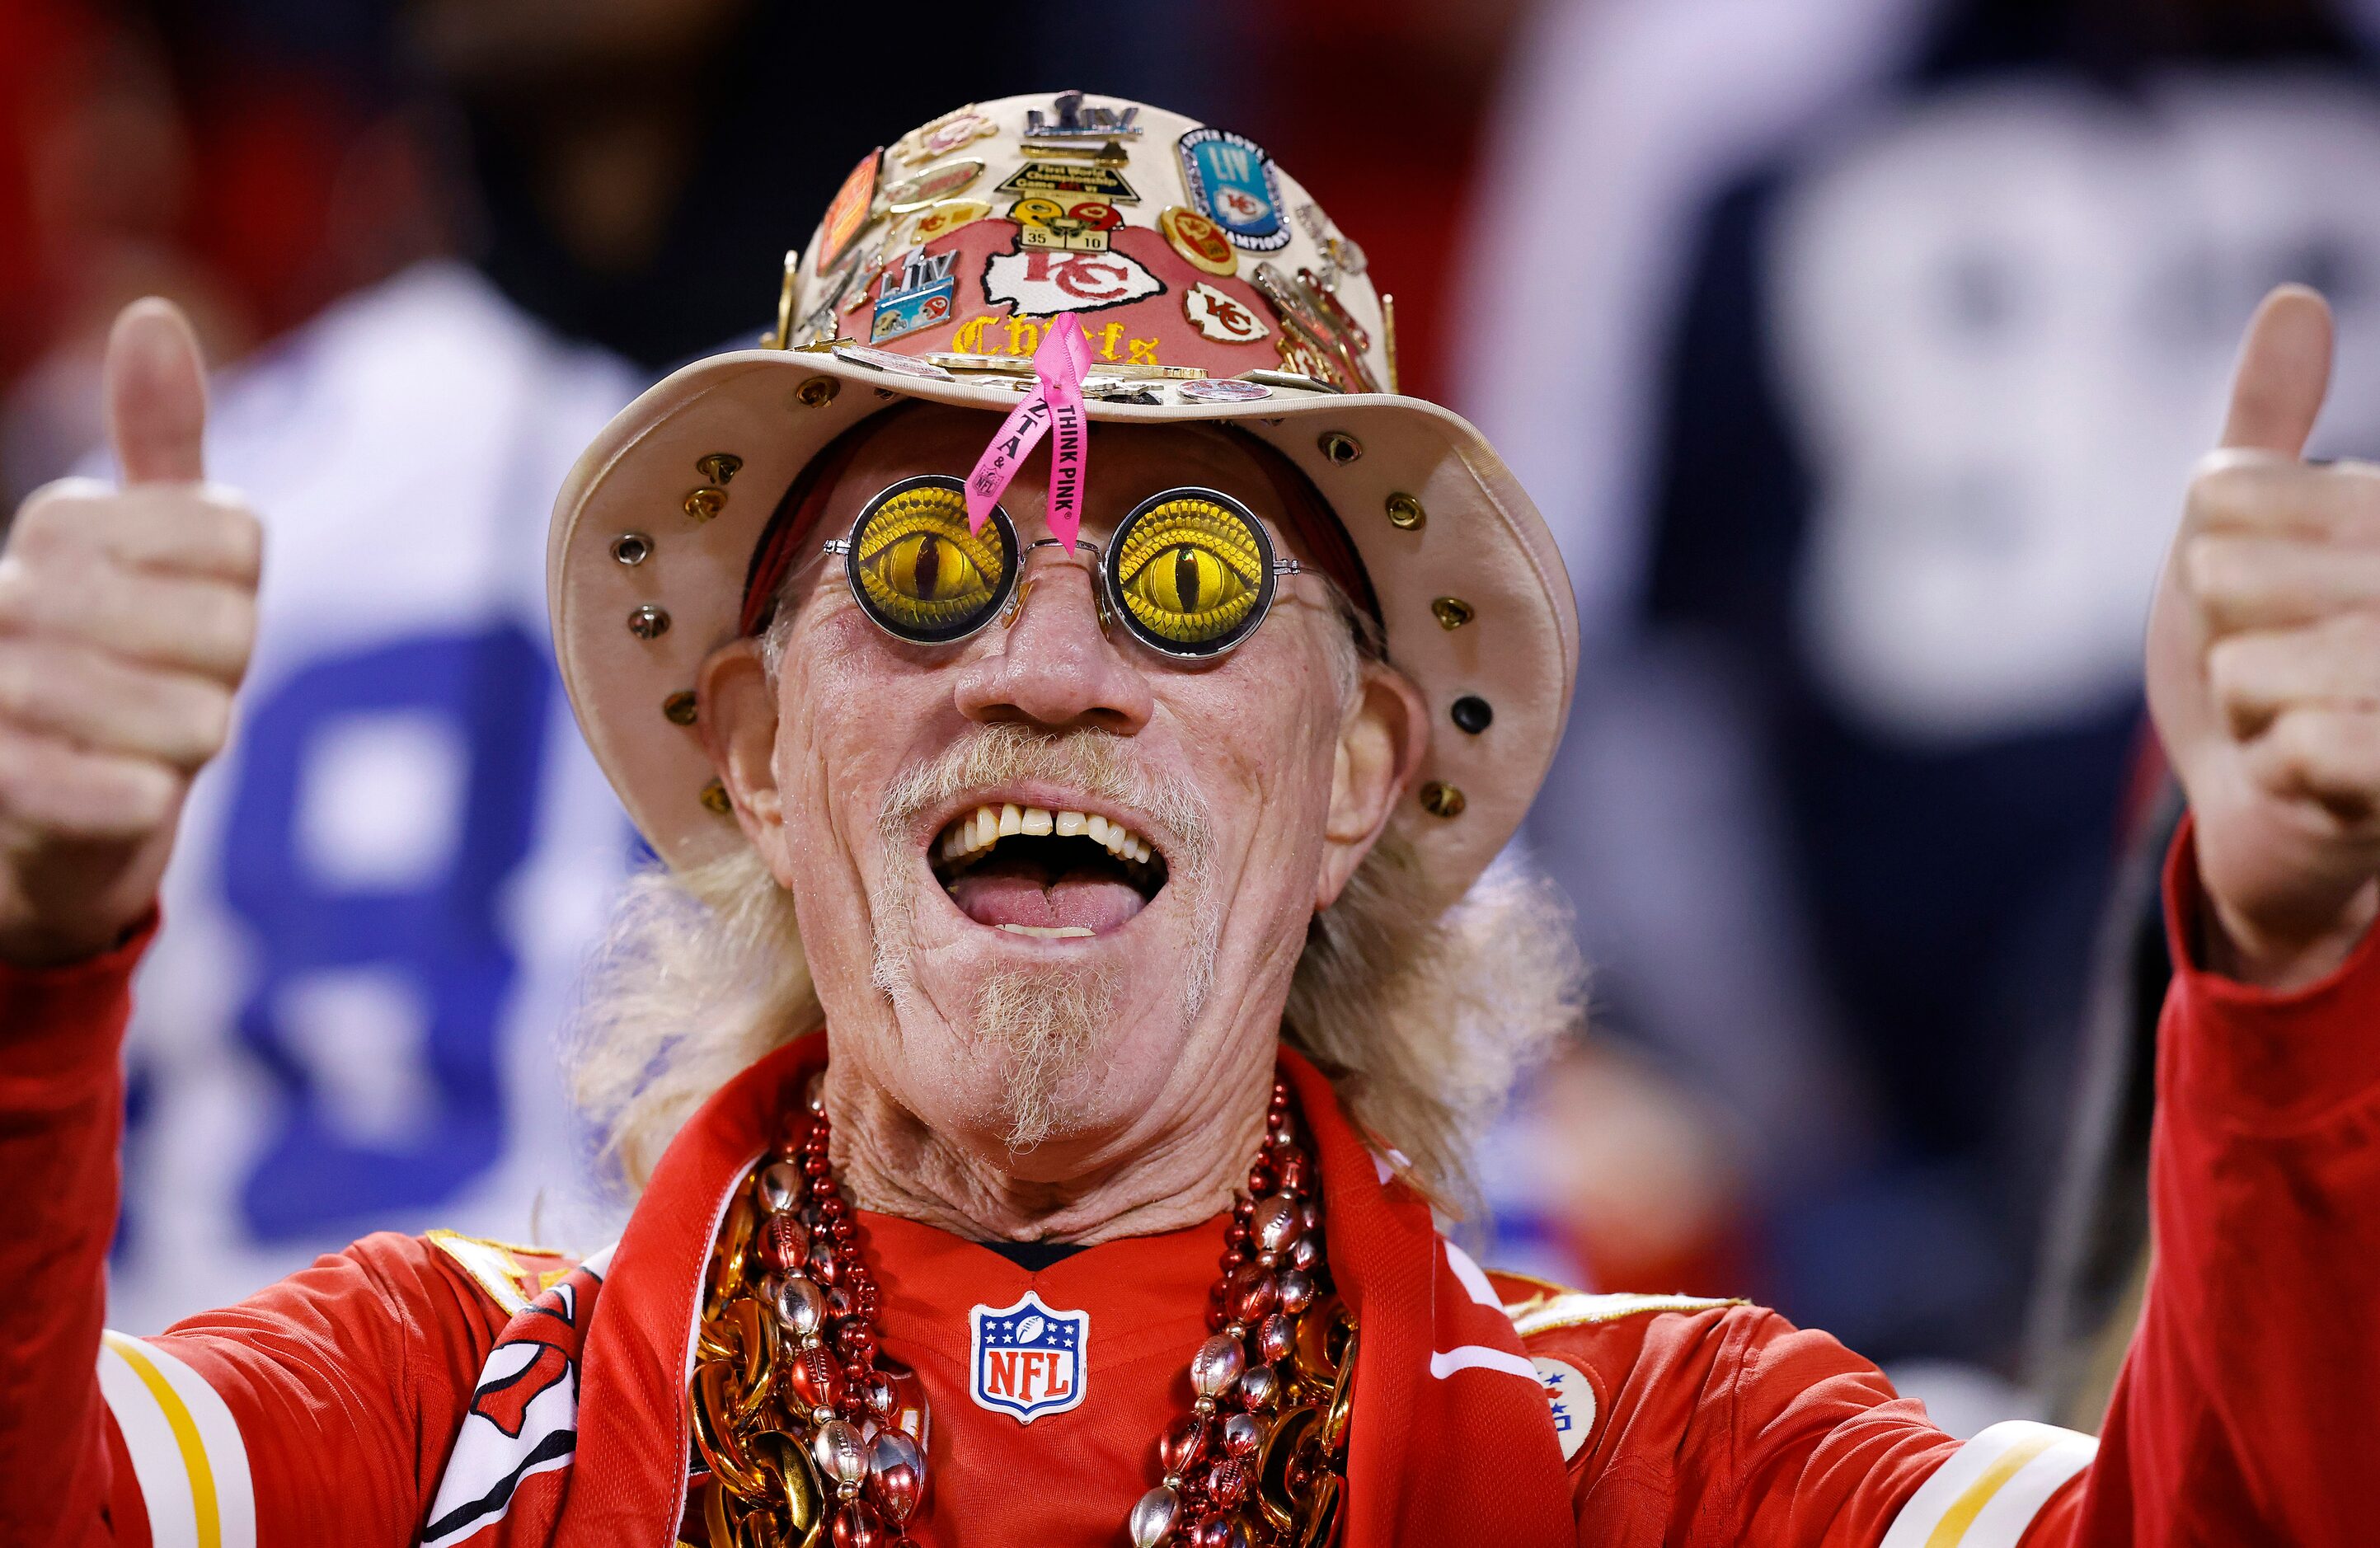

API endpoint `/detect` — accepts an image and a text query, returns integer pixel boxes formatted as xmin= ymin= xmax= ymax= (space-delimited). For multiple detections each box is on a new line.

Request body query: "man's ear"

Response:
xmin=697 ymin=639 xmax=793 ymax=879
xmin=1317 ymin=661 xmax=1429 ymax=909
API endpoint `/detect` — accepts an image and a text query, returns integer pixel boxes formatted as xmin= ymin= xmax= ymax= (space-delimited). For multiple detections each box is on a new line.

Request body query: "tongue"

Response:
xmin=949 ymin=860 xmax=1147 ymax=935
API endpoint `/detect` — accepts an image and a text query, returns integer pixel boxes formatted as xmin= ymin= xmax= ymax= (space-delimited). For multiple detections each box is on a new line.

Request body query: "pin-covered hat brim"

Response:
xmin=550 ymin=345 xmax=1575 ymax=914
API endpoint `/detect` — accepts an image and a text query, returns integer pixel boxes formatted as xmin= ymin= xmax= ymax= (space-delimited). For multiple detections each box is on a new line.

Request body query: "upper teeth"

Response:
xmin=937 ymin=804 xmax=1156 ymax=865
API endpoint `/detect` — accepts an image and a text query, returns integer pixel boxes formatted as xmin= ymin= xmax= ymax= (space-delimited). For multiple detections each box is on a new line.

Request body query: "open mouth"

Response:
xmin=930 ymin=802 xmax=1170 ymax=939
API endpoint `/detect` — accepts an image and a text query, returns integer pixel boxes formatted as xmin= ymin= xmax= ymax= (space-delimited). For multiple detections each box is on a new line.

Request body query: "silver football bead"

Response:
xmin=758 ymin=1159 xmax=805 ymax=1214
xmin=1129 ymin=1484 xmax=1181 ymax=1548
xmin=775 ymin=1274 xmax=827 ymax=1338
xmin=1287 ymin=1234 xmax=1321 ymax=1271
xmin=1277 ymin=1267 xmax=1316 ymax=1315
xmin=1251 ymin=1193 xmax=1301 ymax=1253
xmin=1189 ymin=1332 xmax=1246 ymax=1398
xmin=813 ymin=1418 xmax=871 ymax=1491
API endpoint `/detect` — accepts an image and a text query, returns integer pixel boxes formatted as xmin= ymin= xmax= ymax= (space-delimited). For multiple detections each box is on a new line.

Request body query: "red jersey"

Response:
xmin=4 ymin=825 xmax=2376 ymax=1545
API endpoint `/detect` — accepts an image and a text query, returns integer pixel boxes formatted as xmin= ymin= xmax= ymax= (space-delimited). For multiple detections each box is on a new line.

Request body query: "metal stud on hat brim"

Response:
xmin=546 ymin=91 xmax=1579 ymax=917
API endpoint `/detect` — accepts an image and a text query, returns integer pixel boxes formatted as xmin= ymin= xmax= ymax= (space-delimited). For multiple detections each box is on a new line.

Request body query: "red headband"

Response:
xmin=737 ymin=406 xmax=900 ymax=636
xmin=737 ymin=406 xmax=1382 ymax=637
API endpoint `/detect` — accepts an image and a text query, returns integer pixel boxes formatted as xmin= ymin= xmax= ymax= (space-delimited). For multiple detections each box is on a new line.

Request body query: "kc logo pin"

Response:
xmin=969 ymin=1291 xmax=1089 ymax=1424
xmin=1185 ymin=280 xmax=1269 ymax=345
xmin=983 ymin=244 xmax=1163 ymax=316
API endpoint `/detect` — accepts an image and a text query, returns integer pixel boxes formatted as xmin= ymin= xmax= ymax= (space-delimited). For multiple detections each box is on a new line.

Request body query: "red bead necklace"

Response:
xmin=688 ymin=1073 xmax=1354 ymax=1548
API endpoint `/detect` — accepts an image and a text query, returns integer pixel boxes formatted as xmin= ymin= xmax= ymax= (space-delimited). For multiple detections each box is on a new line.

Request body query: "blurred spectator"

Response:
xmin=1234 ymin=0 xmax=1527 ymax=401
xmin=1459 ymin=0 xmax=2380 ymax=1371
xmin=0 ymin=0 xmax=429 ymax=503
xmin=1490 ymin=1036 xmax=1748 ymax=1293
xmin=413 ymin=2 xmax=1256 ymax=370
xmin=0 ymin=0 xmax=1270 ymax=1329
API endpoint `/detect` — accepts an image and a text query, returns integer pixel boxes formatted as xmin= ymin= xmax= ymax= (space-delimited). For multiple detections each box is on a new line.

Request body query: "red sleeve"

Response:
xmin=136 ymin=1232 xmax=509 ymax=1542
xmin=0 ymin=922 xmax=152 ymax=1547
xmin=1528 ymin=816 xmax=2380 ymax=1546
xmin=1525 ymin=1303 xmax=1976 ymax=1544
xmin=2046 ymin=819 xmax=2380 ymax=1545
xmin=0 ymin=926 xmax=506 ymax=1548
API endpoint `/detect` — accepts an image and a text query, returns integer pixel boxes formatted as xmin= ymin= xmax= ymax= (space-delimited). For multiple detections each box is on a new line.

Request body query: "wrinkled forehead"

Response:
xmin=835 ymin=404 xmax=1299 ymax=536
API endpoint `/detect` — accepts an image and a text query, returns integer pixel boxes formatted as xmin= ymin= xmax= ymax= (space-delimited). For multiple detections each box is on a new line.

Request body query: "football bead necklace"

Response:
xmin=687 ymin=1073 xmax=1356 ymax=1548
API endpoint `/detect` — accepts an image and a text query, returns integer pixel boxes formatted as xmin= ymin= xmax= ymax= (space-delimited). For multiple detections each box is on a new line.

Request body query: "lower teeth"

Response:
xmin=995 ymin=923 xmax=1096 ymax=939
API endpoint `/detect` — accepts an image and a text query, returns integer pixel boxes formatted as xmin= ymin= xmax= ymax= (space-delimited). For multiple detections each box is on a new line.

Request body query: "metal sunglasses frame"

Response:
xmin=824 ymin=476 xmax=1303 ymax=659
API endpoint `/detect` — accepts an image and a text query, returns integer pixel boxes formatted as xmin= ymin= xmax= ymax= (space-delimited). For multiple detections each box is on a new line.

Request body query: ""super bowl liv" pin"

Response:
xmin=871 ymin=247 xmax=960 ymax=342
xmin=1176 ymin=128 xmax=1289 ymax=251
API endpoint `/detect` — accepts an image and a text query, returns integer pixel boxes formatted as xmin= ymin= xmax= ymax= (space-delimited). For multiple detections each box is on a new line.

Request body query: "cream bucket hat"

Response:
xmin=548 ymin=91 xmax=1576 ymax=912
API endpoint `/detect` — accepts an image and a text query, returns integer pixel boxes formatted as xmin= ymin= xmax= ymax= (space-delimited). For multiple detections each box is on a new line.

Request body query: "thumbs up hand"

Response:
xmin=2149 ymin=284 xmax=2380 ymax=988
xmin=0 ymin=299 xmax=261 ymax=967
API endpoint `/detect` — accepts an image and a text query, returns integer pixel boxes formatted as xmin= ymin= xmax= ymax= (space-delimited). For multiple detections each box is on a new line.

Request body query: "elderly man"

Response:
xmin=1 ymin=93 xmax=2375 ymax=1548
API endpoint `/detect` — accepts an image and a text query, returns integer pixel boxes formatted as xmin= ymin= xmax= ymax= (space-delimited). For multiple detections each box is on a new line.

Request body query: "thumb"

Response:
xmin=103 ymin=297 xmax=209 ymax=486
xmin=2219 ymin=283 xmax=2333 ymax=457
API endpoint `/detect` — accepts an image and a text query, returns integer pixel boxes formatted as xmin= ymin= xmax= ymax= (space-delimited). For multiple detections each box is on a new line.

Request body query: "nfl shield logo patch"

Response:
xmin=969 ymin=1291 xmax=1088 ymax=1424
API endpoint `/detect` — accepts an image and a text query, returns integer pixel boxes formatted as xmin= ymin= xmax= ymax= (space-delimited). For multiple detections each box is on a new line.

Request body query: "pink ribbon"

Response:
xmin=965 ymin=312 xmax=1094 ymax=549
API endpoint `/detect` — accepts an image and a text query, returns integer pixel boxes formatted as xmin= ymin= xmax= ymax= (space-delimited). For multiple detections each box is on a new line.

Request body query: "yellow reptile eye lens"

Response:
xmin=1108 ymin=490 xmax=1277 ymax=656
xmin=846 ymin=476 xmax=1016 ymax=644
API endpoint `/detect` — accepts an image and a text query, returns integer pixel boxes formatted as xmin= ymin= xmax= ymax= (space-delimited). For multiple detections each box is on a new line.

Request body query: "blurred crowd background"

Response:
xmin=11 ymin=0 xmax=2380 ymax=1437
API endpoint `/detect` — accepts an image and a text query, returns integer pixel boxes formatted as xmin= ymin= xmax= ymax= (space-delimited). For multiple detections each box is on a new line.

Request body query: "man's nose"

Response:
xmin=951 ymin=555 xmax=1153 ymax=733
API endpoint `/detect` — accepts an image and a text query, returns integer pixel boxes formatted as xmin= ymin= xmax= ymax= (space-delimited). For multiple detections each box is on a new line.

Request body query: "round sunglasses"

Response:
xmin=822 ymin=475 xmax=1306 ymax=659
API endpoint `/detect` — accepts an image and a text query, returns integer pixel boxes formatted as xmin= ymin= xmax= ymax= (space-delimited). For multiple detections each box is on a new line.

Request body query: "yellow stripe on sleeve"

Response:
xmin=1881 ymin=1420 xmax=2097 ymax=1548
xmin=1925 ymin=1431 xmax=2056 ymax=1546
xmin=96 ymin=1331 xmax=256 ymax=1548
xmin=101 ymin=1332 xmax=218 ymax=1548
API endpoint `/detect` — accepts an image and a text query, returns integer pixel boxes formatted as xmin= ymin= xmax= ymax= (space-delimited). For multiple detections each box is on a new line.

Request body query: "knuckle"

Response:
xmin=2183 ymin=533 xmax=2251 ymax=601
xmin=137 ymin=673 xmax=229 ymax=762
xmin=2274 ymin=705 xmax=2326 ymax=754
xmin=4 ymin=501 xmax=71 ymax=560
xmin=0 ymin=757 xmax=45 ymax=823
xmin=195 ymin=490 xmax=265 ymax=579
xmin=2187 ymin=457 xmax=2277 ymax=525
xmin=2206 ymin=635 xmax=2260 ymax=701
xmin=1 ymin=534 xmax=107 ymax=607
xmin=207 ymin=588 xmax=260 ymax=666
xmin=183 ymin=685 xmax=233 ymax=758
xmin=0 ymin=561 xmax=33 ymax=623
xmin=103 ymin=759 xmax=179 ymax=830
xmin=0 ymin=649 xmax=38 ymax=719
xmin=2327 ymin=461 xmax=2380 ymax=526
xmin=2288 ymin=711 xmax=2380 ymax=788
xmin=9 ymin=477 xmax=111 ymax=546
xmin=2320 ymin=610 xmax=2380 ymax=658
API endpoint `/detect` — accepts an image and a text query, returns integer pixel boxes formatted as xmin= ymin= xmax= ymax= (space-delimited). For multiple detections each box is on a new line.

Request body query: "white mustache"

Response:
xmin=875 ymin=722 xmax=1213 ymax=880
xmin=864 ymin=723 xmax=1224 ymax=1115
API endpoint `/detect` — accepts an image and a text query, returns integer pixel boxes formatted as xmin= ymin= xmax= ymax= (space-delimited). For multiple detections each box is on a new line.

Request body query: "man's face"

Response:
xmin=701 ymin=406 xmax=1420 ymax=1176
